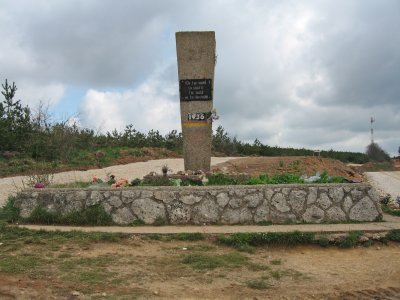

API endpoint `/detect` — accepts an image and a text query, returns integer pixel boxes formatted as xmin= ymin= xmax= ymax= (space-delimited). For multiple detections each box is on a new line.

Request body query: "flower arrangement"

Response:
xmin=111 ymin=178 xmax=129 ymax=188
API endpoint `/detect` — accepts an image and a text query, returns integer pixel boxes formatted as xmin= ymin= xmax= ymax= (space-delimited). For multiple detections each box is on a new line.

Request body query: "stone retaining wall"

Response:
xmin=15 ymin=184 xmax=382 ymax=225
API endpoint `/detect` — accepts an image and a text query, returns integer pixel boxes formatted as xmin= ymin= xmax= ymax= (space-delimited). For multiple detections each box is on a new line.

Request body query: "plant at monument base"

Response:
xmin=161 ymin=164 xmax=170 ymax=176
xmin=0 ymin=196 xmax=20 ymax=223
xmin=92 ymin=177 xmax=104 ymax=184
xmin=111 ymin=178 xmax=129 ymax=188
xmin=106 ymin=174 xmax=116 ymax=185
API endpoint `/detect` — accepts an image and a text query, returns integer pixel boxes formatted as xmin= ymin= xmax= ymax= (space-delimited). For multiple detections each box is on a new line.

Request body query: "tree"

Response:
xmin=366 ymin=142 xmax=390 ymax=162
xmin=0 ymin=79 xmax=32 ymax=151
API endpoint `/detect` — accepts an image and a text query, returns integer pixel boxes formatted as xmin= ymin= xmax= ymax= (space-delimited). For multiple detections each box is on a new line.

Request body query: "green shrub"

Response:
xmin=26 ymin=204 xmax=112 ymax=226
xmin=206 ymin=173 xmax=239 ymax=185
xmin=382 ymin=205 xmax=400 ymax=217
xmin=245 ymin=279 xmax=269 ymax=289
xmin=386 ymin=229 xmax=400 ymax=242
xmin=339 ymin=231 xmax=363 ymax=248
xmin=27 ymin=207 xmax=60 ymax=224
xmin=0 ymin=196 xmax=20 ymax=223
xmin=62 ymin=204 xmax=113 ymax=226
xmin=172 ymin=233 xmax=204 ymax=241
xmin=318 ymin=235 xmax=330 ymax=247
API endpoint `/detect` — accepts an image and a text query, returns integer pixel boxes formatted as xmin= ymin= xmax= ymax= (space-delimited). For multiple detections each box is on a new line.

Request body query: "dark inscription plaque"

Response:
xmin=179 ymin=79 xmax=212 ymax=101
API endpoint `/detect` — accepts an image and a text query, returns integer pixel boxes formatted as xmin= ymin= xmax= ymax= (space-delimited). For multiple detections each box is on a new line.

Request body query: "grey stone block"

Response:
xmin=131 ymin=198 xmax=166 ymax=224
xmin=167 ymin=202 xmax=191 ymax=224
xmin=254 ymin=200 xmax=270 ymax=223
xmin=329 ymin=188 xmax=344 ymax=203
xmin=244 ymin=193 xmax=262 ymax=208
xmin=326 ymin=206 xmax=346 ymax=222
xmin=192 ymin=199 xmax=219 ymax=224
xmin=302 ymin=205 xmax=325 ymax=223
xmin=288 ymin=190 xmax=307 ymax=214
xmin=112 ymin=207 xmax=134 ymax=225
xmin=316 ymin=193 xmax=332 ymax=210
xmin=216 ymin=192 xmax=229 ymax=208
xmin=349 ymin=196 xmax=380 ymax=221
xmin=271 ymin=193 xmax=290 ymax=212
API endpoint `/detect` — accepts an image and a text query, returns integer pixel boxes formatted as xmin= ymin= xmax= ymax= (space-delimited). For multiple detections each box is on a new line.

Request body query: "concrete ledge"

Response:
xmin=15 ymin=183 xmax=382 ymax=225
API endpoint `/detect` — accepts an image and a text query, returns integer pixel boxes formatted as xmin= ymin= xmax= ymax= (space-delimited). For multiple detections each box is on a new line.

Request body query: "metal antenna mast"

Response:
xmin=370 ymin=117 xmax=375 ymax=144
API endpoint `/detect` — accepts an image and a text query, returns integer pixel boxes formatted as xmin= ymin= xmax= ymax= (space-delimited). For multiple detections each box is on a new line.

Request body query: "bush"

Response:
xmin=0 ymin=197 xmax=20 ymax=223
xmin=339 ymin=231 xmax=363 ymax=248
xmin=366 ymin=142 xmax=391 ymax=162
xmin=386 ymin=229 xmax=400 ymax=242
xmin=26 ymin=204 xmax=112 ymax=226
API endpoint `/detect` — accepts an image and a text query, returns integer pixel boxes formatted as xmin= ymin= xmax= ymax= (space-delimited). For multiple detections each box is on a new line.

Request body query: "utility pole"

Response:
xmin=370 ymin=117 xmax=375 ymax=144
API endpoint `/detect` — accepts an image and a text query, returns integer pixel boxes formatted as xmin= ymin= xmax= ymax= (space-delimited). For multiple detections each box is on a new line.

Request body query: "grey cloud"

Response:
xmin=0 ymin=0 xmax=399 ymax=155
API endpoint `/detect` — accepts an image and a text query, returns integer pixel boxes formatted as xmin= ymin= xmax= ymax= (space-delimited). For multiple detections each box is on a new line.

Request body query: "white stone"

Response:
xmin=154 ymin=191 xmax=176 ymax=204
xmin=349 ymin=196 xmax=380 ymax=221
xmin=181 ymin=194 xmax=202 ymax=205
xmin=329 ymin=188 xmax=344 ymax=203
xmin=302 ymin=205 xmax=324 ymax=223
xmin=216 ymin=192 xmax=229 ymax=207
xmin=288 ymin=190 xmax=307 ymax=213
xmin=307 ymin=188 xmax=318 ymax=205
xmin=108 ymin=196 xmax=122 ymax=208
xmin=316 ymin=193 xmax=332 ymax=210
xmin=271 ymin=193 xmax=290 ymax=213
xmin=254 ymin=201 xmax=270 ymax=223
xmin=131 ymin=198 xmax=166 ymax=224
xmin=112 ymin=207 xmax=134 ymax=224
xmin=192 ymin=199 xmax=219 ymax=224
xmin=244 ymin=193 xmax=262 ymax=208
xmin=343 ymin=196 xmax=353 ymax=213
xmin=326 ymin=206 xmax=346 ymax=222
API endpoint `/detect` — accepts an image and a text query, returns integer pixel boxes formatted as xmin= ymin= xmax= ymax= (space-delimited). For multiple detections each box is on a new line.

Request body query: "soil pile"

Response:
xmin=212 ymin=156 xmax=363 ymax=181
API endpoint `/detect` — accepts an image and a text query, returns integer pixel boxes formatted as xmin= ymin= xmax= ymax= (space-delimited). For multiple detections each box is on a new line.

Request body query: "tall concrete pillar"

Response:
xmin=176 ymin=31 xmax=216 ymax=172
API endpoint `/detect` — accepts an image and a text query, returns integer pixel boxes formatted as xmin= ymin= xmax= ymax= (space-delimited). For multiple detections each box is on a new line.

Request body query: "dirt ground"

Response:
xmin=212 ymin=156 xmax=363 ymax=182
xmin=0 ymin=235 xmax=400 ymax=300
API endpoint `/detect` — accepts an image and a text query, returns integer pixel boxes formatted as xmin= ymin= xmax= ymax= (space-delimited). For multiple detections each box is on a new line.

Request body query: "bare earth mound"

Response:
xmin=212 ymin=156 xmax=363 ymax=181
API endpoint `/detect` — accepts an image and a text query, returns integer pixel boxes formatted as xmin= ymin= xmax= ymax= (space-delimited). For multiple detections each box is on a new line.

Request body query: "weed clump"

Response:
xmin=217 ymin=231 xmax=315 ymax=249
xmin=27 ymin=204 xmax=112 ymax=226
xmin=0 ymin=197 xmax=20 ymax=223
xmin=245 ymin=279 xmax=270 ymax=290
xmin=339 ymin=231 xmax=363 ymax=248
xmin=386 ymin=229 xmax=400 ymax=242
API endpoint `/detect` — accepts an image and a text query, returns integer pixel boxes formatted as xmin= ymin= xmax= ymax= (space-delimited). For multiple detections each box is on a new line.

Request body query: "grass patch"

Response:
xmin=217 ymin=231 xmax=315 ymax=249
xmin=318 ymin=234 xmax=330 ymax=247
xmin=0 ymin=224 xmax=128 ymax=243
xmin=171 ymin=233 xmax=205 ymax=241
xmin=182 ymin=252 xmax=248 ymax=270
xmin=270 ymin=270 xmax=282 ymax=280
xmin=382 ymin=205 xmax=400 ymax=217
xmin=339 ymin=231 xmax=363 ymax=248
xmin=26 ymin=204 xmax=113 ymax=226
xmin=0 ymin=255 xmax=40 ymax=273
xmin=245 ymin=279 xmax=269 ymax=290
xmin=0 ymin=197 xmax=20 ymax=223
xmin=386 ymin=229 xmax=400 ymax=242
xmin=270 ymin=259 xmax=282 ymax=265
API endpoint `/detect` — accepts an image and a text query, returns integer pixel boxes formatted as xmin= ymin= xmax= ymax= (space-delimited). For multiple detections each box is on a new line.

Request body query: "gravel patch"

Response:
xmin=365 ymin=171 xmax=400 ymax=200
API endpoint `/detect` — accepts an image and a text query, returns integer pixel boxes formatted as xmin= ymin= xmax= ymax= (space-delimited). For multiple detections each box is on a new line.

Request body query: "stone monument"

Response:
xmin=175 ymin=31 xmax=216 ymax=172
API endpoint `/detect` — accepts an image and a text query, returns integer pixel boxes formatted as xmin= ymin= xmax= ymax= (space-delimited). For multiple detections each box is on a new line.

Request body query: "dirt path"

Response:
xmin=1 ymin=236 xmax=400 ymax=299
xmin=365 ymin=171 xmax=400 ymax=200
xmin=0 ymin=157 xmax=237 ymax=207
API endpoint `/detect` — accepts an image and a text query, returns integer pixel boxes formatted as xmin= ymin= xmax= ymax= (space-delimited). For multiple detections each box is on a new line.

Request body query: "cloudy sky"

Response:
xmin=1 ymin=0 xmax=399 ymax=155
